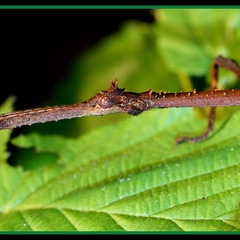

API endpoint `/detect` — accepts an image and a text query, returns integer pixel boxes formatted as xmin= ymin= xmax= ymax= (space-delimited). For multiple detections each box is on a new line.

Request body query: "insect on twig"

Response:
xmin=0 ymin=55 xmax=240 ymax=144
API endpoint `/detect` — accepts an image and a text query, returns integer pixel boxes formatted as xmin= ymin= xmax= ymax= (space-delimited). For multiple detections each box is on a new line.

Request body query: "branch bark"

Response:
xmin=1 ymin=79 xmax=240 ymax=130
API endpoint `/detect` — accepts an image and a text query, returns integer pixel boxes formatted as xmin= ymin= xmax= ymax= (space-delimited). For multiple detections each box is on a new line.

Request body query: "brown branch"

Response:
xmin=1 ymin=80 xmax=240 ymax=130
xmin=1 ymin=55 xmax=240 ymax=144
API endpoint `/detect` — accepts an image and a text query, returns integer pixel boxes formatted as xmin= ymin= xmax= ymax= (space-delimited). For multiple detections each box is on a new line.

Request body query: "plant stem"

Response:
xmin=0 ymin=55 xmax=240 ymax=144
xmin=0 ymin=80 xmax=240 ymax=129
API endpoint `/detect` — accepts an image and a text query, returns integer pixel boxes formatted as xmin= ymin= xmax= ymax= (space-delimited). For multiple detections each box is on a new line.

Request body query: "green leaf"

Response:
xmin=1 ymin=107 xmax=239 ymax=231
xmin=0 ymin=97 xmax=14 ymax=163
xmin=154 ymin=9 xmax=240 ymax=80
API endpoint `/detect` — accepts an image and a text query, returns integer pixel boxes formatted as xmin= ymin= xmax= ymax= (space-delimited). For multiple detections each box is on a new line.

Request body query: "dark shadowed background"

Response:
xmin=0 ymin=9 xmax=154 ymax=110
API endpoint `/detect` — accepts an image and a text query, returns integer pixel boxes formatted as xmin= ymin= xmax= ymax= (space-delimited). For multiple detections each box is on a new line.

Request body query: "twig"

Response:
xmin=0 ymin=55 xmax=240 ymax=144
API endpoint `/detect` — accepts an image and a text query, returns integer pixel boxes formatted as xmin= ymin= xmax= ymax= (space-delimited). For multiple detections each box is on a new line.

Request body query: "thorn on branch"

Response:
xmin=108 ymin=79 xmax=125 ymax=93
xmin=148 ymin=89 xmax=153 ymax=100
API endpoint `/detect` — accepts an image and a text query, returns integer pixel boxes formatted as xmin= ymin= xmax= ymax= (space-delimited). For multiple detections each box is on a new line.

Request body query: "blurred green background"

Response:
xmin=1 ymin=8 xmax=240 ymax=169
